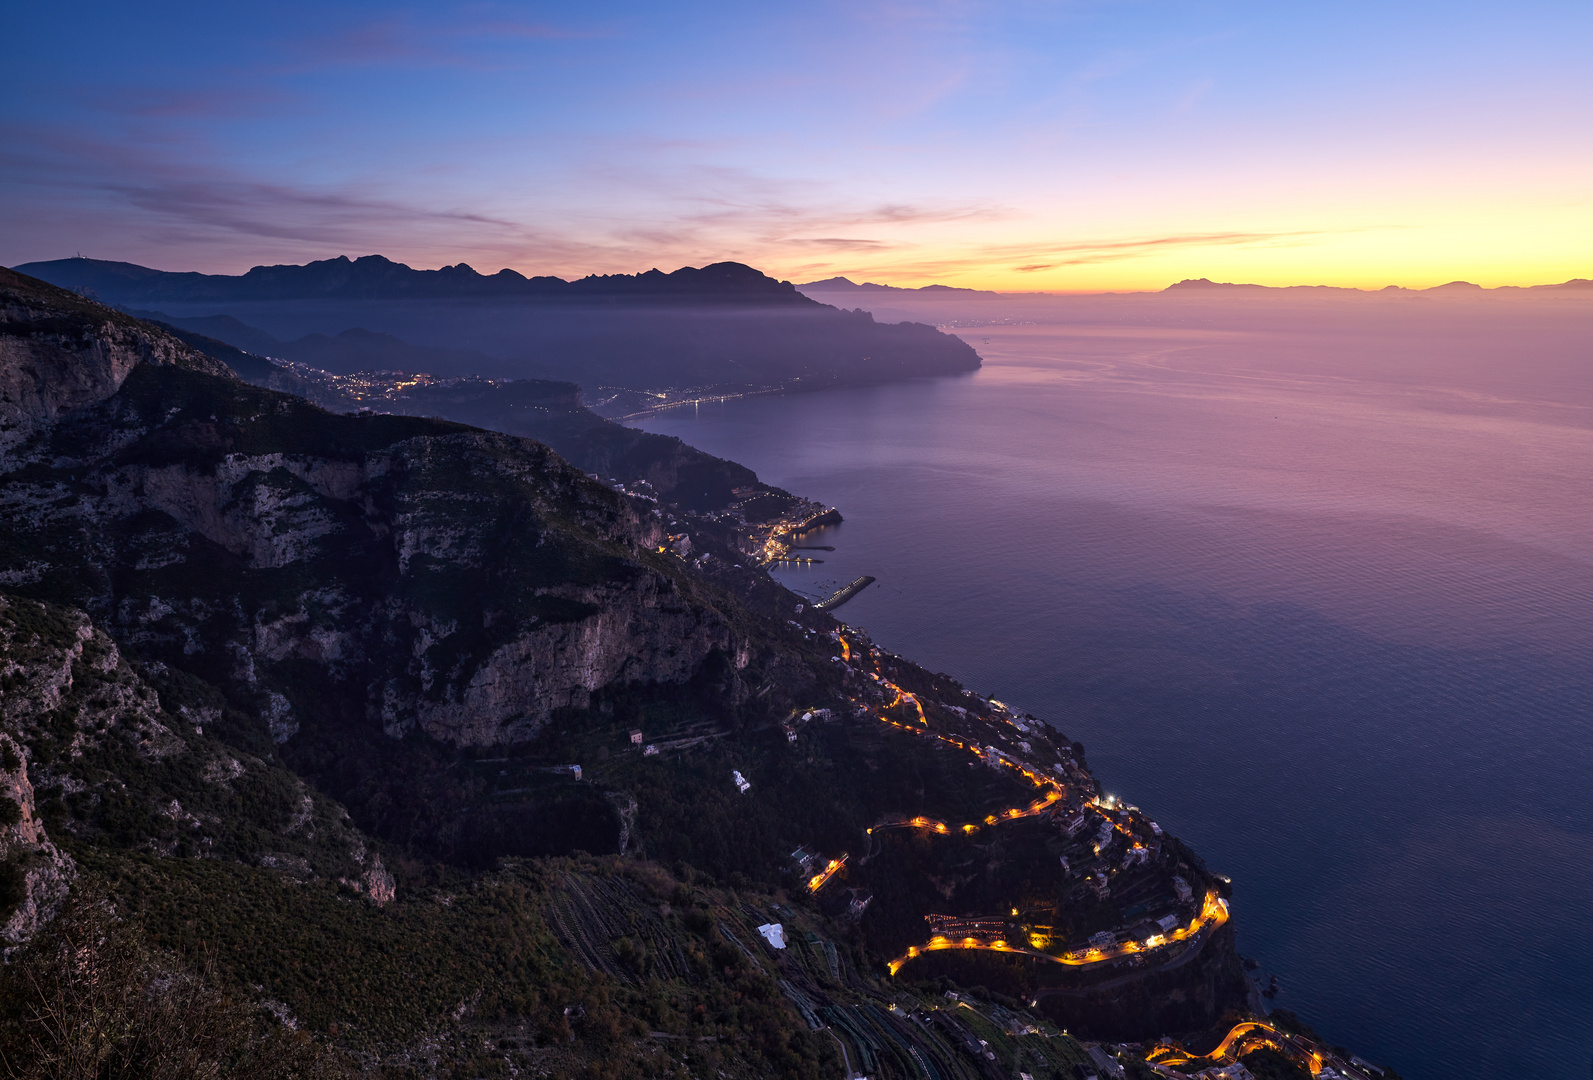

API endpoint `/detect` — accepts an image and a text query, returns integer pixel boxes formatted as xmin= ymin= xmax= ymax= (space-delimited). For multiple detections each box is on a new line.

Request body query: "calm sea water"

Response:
xmin=632 ymin=321 xmax=1593 ymax=1080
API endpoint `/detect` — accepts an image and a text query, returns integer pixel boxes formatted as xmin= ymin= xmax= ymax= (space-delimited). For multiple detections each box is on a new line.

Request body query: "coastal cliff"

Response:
xmin=0 ymin=269 xmax=757 ymax=759
xmin=0 ymin=266 xmax=1374 ymax=1080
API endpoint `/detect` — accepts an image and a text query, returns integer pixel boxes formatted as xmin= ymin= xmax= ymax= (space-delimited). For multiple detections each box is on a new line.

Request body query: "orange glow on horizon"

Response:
xmin=762 ymin=199 xmax=1593 ymax=294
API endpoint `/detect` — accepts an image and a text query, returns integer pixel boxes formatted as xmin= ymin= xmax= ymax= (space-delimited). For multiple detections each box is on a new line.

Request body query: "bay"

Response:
xmin=631 ymin=320 xmax=1593 ymax=1080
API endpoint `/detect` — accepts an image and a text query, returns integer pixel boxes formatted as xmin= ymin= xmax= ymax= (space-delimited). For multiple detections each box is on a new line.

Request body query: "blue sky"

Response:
xmin=3 ymin=0 xmax=1590 ymax=287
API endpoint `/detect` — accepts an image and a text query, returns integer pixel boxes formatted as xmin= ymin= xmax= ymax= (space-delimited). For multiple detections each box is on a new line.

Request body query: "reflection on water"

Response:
xmin=633 ymin=324 xmax=1593 ymax=1080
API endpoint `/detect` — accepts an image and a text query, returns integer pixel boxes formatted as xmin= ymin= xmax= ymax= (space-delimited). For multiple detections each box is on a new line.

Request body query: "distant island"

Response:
xmin=797 ymin=276 xmax=998 ymax=296
xmin=795 ymin=273 xmax=1593 ymax=297
xmin=1160 ymin=276 xmax=1593 ymax=294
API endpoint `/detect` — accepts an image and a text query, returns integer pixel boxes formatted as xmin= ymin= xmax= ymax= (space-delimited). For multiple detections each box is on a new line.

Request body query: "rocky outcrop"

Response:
xmin=0 ymin=592 xmax=394 ymax=923
xmin=0 ymin=268 xmax=233 ymax=464
xmin=0 ymin=269 xmax=755 ymax=759
xmin=0 ymin=727 xmax=73 ymax=949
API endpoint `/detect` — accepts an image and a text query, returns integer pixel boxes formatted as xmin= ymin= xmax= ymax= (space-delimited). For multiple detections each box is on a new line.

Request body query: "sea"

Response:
xmin=631 ymin=316 xmax=1593 ymax=1080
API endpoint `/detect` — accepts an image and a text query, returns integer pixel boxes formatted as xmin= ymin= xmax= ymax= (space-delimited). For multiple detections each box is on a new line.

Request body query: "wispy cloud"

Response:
xmin=1 ymin=119 xmax=1357 ymax=285
xmin=777 ymin=238 xmax=894 ymax=251
xmin=289 ymin=13 xmax=609 ymax=69
xmin=109 ymin=179 xmax=516 ymax=243
xmin=81 ymin=85 xmax=296 ymax=120
xmin=996 ymin=230 xmax=1329 ymax=268
xmin=1172 ymin=77 xmax=1215 ymax=116
xmin=0 ymin=125 xmax=598 ymax=269
xmin=802 ymin=228 xmax=1358 ymax=285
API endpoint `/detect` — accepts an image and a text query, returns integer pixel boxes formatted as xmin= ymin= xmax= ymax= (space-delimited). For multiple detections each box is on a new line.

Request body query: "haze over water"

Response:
xmin=634 ymin=310 xmax=1593 ymax=1080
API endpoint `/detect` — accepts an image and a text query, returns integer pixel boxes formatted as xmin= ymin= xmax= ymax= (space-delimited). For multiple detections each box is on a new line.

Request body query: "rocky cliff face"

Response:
xmin=0 ymin=270 xmax=758 ymax=760
xmin=0 ymin=271 xmax=230 ymax=460
xmin=0 ymin=590 xmax=398 ymax=934
xmin=0 ymin=711 xmax=73 ymax=950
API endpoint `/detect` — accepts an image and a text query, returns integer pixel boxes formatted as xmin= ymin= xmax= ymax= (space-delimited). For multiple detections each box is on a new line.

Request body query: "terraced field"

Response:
xmin=543 ymin=858 xmax=1105 ymax=1080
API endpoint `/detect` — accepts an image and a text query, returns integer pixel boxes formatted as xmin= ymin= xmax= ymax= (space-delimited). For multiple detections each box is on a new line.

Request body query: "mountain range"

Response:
xmin=798 ymin=274 xmax=1593 ymax=297
xmin=1161 ymin=276 xmax=1593 ymax=294
xmin=14 ymin=256 xmax=983 ymax=391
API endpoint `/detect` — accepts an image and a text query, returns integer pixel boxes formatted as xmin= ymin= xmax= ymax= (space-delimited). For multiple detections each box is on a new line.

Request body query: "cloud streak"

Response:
xmin=994 ymin=230 xmax=1331 ymax=269
xmin=0 ymin=121 xmax=1364 ymax=287
xmin=287 ymin=13 xmax=610 ymax=70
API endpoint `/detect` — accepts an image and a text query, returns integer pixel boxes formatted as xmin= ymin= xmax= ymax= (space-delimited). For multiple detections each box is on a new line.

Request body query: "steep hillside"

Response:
xmin=0 ymin=268 xmax=231 ymax=458
xmin=135 ymin=313 xmax=506 ymax=379
xmin=145 ymin=317 xmax=799 ymax=515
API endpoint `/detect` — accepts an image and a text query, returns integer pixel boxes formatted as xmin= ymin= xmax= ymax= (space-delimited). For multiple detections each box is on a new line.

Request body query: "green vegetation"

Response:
xmin=1241 ymin=1046 xmax=1313 ymax=1080
xmin=0 ymin=886 xmax=347 ymax=1079
xmin=0 ymin=859 xmax=26 ymax=919
xmin=58 ymin=851 xmax=845 ymax=1078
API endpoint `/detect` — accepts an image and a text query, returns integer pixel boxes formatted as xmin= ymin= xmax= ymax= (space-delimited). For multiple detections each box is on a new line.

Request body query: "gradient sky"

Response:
xmin=4 ymin=1 xmax=1590 ymax=290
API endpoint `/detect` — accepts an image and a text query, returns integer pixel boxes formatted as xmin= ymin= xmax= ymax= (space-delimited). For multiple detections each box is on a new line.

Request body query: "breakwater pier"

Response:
xmin=814 ymin=576 xmax=876 ymax=611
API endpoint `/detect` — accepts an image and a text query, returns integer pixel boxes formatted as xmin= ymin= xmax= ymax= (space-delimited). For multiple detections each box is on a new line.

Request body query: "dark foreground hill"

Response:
xmin=16 ymin=255 xmax=983 ymax=390
xmin=0 ymin=268 xmax=1391 ymax=1079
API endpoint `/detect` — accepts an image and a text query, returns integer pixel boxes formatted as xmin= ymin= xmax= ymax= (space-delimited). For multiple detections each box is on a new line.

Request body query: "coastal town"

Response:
xmin=798 ymin=622 xmax=1394 ymax=1080
xmin=590 ymin=593 xmax=1396 ymax=1080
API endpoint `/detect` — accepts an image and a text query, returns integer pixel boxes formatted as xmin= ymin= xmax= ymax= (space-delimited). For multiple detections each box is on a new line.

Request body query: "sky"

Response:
xmin=3 ymin=0 xmax=1590 ymax=291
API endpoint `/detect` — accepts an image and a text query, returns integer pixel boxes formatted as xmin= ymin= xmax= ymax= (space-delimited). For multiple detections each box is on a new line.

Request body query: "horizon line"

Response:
xmin=10 ymin=253 xmax=1592 ymax=297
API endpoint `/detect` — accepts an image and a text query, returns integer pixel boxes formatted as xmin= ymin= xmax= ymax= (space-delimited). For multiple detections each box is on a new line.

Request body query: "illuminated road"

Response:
xmin=830 ymin=628 xmax=1231 ymax=985
xmin=807 ymin=854 xmax=848 ymax=893
xmin=868 ymin=788 xmax=1063 ymax=838
xmin=821 ymin=631 xmax=1344 ymax=1078
xmin=1147 ymin=1019 xmax=1326 ymax=1078
xmin=886 ymin=890 xmax=1229 ymax=976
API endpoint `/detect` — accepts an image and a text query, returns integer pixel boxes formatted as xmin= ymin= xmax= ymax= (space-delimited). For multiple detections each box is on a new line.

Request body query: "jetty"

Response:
xmin=814 ymin=576 xmax=876 ymax=612
xmin=791 ymin=508 xmax=842 ymax=535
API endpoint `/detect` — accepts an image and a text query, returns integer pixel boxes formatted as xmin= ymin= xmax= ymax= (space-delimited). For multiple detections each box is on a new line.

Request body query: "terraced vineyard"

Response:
xmin=542 ymin=857 xmax=1105 ymax=1080
xmin=544 ymin=870 xmax=701 ymax=984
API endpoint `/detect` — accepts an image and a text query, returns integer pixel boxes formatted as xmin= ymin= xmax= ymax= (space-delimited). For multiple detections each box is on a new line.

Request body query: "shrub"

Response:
xmin=0 ymin=886 xmax=350 ymax=1080
xmin=0 ymin=860 xmax=25 ymax=919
